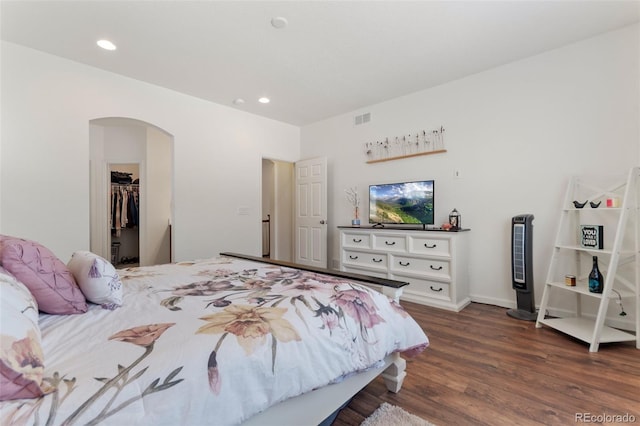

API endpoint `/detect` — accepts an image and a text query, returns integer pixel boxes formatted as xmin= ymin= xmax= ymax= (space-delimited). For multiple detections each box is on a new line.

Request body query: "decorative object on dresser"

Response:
xmin=338 ymin=227 xmax=470 ymax=311
xmin=448 ymin=208 xmax=461 ymax=230
xmin=536 ymin=166 xmax=639 ymax=352
xmin=345 ymin=186 xmax=361 ymax=226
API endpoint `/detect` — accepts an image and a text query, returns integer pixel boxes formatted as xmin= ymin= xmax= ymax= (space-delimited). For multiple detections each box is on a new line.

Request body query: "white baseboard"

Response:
xmin=469 ymin=294 xmax=515 ymax=309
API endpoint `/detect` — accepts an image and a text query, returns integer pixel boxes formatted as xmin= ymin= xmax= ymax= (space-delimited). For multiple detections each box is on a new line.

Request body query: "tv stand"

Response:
xmin=372 ymin=223 xmax=385 ymax=228
xmin=338 ymin=227 xmax=470 ymax=311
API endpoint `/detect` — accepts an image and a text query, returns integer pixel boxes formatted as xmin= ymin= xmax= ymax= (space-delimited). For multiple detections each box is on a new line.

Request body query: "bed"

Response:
xmin=0 ymin=237 xmax=428 ymax=426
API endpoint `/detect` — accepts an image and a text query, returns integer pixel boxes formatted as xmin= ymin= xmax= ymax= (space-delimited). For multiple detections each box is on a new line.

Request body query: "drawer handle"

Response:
xmin=349 ymin=255 xmax=359 ymax=260
xmin=385 ymin=241 xmax=396 ymax=246
xmin=424 ymin=243 xmax=437 ymax=249
xmin=372 ymin=258 xmax=383 ymax=263
xmin=430 ymin=286 xmax=443 ymax=292
xmin=399 ymin=261 xmax=410 ymax=267
xmin=353 ymin=238 xmax=362 ymax=243
xmin=430 ymin=265 xmax=443 ymax=271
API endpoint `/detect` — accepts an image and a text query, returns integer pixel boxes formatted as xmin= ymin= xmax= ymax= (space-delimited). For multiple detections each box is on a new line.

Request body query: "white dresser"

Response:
xmin=338 ymin=227 xmax=470 ymax=311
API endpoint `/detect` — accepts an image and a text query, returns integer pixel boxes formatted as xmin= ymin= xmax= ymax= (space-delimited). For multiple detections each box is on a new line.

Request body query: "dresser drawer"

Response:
xmin=395 ymin=275 xmax=451 ymax=302
xmin=341 ymin=232 xmax=371 ymax=249
xmin=408 ymin=235 xmax=451 ymax=257
xmin=342 ymin=250 xmax=388 ymax=272
xmin=391 ymin=255 xmax=451 ymax=280
xmin=372 ymin=234 xmax=407 ymax=252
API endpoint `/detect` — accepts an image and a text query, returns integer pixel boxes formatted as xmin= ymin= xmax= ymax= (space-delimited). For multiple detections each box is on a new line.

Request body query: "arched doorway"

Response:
xmin=89 ymin=117 xmax=174 ymax=267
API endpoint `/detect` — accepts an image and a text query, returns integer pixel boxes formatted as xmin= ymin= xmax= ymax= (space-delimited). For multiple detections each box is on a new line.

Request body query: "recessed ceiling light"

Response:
xmin=271 ymin=17 xmax=288 ymax=29
xmin=258 ymin=97 xmax=270 ymax=104
xmin=97 ymin=39 xmax=117 ymax=51
xmin=233 ymin=98 xmax=246 ymax=105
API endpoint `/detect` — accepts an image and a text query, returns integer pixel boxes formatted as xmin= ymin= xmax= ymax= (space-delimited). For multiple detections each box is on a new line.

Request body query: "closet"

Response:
xmin=110 ymin=165 xmax=141 ymax=267
xmin=90 ymin=118 xmax=173 ymax=268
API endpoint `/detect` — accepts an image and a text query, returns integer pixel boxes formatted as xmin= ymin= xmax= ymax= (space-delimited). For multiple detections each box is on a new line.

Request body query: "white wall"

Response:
xmin=261 ymin=158 xmax=294 ymax=262
xmin=273 ymin=160 xmax=293 ymax=262
xmin=146 ymin=125 xmax=172 ymax=265
xmin=301 ymin=25 xmax=640 ymax=312
xmin=1 ymin=41 xmax=300 ymax=262
xmin=261 ymin=159 xmax=275 ymax=256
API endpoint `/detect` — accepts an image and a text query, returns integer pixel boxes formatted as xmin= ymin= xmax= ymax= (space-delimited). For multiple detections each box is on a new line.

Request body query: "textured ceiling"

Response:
xmin=2 ymin=1 xmax=639 ymax=126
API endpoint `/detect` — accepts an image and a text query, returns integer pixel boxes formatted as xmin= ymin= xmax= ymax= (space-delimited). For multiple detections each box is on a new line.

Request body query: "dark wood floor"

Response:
xmin=333 ymin=301 xmax=640 ymax=426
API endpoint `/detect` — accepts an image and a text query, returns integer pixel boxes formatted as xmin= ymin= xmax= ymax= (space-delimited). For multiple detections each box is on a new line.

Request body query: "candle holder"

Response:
xmin=449 ymin=208 xmax=461 ymax=230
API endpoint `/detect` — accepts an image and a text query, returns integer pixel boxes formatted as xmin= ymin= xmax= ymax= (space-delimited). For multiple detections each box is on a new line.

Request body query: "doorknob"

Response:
xmin=320 ymin=220 xmax=326 ymax=224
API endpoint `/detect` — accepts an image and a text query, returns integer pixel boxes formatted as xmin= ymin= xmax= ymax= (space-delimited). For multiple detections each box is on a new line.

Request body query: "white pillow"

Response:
xmin=0 ymin=271 xmax=49 ymax=400
xmin=67 ymin=251 xmax=123 ymax=309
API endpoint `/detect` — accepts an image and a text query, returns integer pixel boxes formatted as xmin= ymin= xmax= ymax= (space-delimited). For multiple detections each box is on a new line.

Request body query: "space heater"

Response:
xmin=507 ymin=214 xmax=537 ymax=321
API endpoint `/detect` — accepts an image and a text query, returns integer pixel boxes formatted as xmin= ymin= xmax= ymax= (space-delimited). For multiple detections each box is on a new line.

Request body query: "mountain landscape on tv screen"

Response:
xmin=370 ymin=182 xmax=434 ymax=224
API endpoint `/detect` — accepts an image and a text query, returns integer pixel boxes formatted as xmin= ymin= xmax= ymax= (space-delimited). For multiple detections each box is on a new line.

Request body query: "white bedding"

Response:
xmin=1 ymin=255 xmax=428 ymax=425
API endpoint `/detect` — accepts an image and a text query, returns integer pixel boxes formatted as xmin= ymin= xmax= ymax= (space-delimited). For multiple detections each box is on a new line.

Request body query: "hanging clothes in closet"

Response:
xmin=111 ymin=184 xmax=140 ymax=237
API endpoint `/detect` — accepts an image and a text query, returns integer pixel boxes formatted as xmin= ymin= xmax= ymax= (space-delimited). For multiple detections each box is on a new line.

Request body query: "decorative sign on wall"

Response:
xmin=580 ymin=225 xmax=604 ymax=249
xmin=364 ymin=126 xmax=446 ymax=164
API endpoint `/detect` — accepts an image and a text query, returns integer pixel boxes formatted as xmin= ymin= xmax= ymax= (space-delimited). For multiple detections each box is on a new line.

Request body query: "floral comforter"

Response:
xmin=1 ymin=256 xmax=429 ymax=425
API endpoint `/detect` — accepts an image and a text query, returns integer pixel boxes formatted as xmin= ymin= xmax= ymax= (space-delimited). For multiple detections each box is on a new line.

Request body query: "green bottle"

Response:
xmin=588 ymin=256 xmax=604 ymax=293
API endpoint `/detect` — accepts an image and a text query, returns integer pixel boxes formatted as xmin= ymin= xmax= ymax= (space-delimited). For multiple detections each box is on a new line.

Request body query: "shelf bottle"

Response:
xmin=588 ymin=256 xmax=604 ymax=293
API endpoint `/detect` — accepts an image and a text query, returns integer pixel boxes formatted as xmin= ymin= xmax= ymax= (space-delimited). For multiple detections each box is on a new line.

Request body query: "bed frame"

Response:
xmin=220 ymin=253 xmax=410 ymax=425
xmin=244 ymin=352 xmax=406 ymax=425
xmin=221 ymin=252 xmax=408 ymax=303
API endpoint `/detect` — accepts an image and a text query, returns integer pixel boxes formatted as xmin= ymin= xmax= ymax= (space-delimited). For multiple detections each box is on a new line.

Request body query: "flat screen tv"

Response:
xmin=369 ymin=180 xmax=435 ymax=225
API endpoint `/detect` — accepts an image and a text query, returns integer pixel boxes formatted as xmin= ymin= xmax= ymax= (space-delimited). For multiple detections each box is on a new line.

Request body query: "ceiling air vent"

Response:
xmin=354 ymin=112 xmax=371 ymax=126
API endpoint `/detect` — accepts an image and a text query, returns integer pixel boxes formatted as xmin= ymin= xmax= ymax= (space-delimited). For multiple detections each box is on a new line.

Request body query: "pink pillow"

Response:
xmin=0 ymin=236 xmax=87 ymax=314
xmin=0 ymin=272 xmax=49 ymax=400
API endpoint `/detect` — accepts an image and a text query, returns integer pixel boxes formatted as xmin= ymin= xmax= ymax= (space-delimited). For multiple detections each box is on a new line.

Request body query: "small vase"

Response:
xmin=352 ymin=206 xmax=360 ymax=227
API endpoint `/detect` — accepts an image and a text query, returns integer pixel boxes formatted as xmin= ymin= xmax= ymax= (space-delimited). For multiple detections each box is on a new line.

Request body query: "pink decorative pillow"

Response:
xmin=0 ymin=272 xmax=50 ymax=400
xmin=67 ymin=251 xmax=123 ymax=309
xmin=0 ymin=236 xmax=87 ymax=314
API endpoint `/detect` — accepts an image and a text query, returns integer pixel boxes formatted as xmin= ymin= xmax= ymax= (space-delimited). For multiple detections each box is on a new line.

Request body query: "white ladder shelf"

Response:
xmin=536 ymin=167 xmax=639 ymax=352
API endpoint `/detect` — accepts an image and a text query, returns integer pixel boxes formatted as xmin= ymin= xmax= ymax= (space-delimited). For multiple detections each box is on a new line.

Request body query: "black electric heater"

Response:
xmin=507 ymin=214 xmax=537 ymax=321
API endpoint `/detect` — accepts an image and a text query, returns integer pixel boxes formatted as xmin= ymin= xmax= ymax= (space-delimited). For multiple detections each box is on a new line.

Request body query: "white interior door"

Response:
xmin=294 ymin=157 xmax=327 ymax=268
